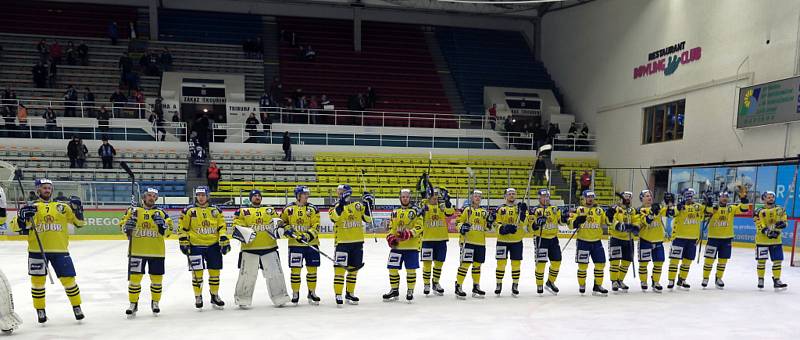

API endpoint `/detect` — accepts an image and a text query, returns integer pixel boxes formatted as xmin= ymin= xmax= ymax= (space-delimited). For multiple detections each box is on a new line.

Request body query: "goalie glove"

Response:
xmin=232 ymin=226 xmax=257 ymax=244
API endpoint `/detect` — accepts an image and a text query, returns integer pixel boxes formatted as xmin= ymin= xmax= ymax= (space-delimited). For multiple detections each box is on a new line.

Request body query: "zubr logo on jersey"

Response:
xmin=633 ymin=41 xmax=702 ymax=79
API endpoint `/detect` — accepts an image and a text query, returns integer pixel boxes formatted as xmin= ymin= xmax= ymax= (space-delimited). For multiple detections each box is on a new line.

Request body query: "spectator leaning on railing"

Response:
xmin=64 ymin=85 xmax=78 ymax=117
xmin=44 ymin=107 xmax=57 ymax=138
xmin=97 ymin=106 xmax=110 ymax=134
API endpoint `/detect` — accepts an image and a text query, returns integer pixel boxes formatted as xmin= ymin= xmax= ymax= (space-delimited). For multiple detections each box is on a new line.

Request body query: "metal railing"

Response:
xmin=1 ymin=98 xmax=152 ymax=119
xmin=552 ymin=134 xmax=596 ymax=152
xmin=254 ymin=106 xmax=492 ymax=130
xmin=0 ymin=118 xmax=186 ymax=141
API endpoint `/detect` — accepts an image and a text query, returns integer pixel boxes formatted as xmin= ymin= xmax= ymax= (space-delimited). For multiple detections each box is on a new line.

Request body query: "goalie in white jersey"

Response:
xmin=0 ymin=186 xmax=23 ymax=334
xmin=231 ymin=190 xmax=291 ymax=308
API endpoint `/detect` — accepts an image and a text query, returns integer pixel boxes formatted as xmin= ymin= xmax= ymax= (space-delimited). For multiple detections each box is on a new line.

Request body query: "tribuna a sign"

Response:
xmin=633 ymin=41 xmax=702 ymax=79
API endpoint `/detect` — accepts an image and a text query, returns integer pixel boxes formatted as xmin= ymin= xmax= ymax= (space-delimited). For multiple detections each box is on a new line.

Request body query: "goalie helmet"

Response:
xmin=249 ymin=189 xmax=261 ymax=199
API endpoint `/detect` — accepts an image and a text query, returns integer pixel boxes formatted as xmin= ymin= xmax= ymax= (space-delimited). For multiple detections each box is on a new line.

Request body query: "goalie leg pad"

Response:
xmin=260 ymin=251 xmax=290 ymax=306
xmin=0 ymin=269 xmax=22 ymax=332
xmin=234 ymin=252 xmax=260 ymax=307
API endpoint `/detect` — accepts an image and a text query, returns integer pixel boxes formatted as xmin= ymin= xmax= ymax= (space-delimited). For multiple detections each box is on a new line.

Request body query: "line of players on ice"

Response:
xmin=0 ymin=179 xmax=791 ymax=330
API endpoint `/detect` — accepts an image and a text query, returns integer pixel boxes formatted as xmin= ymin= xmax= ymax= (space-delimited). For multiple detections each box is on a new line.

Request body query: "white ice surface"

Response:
xmin=0 ymin=238 xmax=798 ymax=340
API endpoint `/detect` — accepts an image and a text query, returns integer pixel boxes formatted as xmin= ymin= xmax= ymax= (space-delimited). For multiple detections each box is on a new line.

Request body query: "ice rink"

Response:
xmin=1 ymin=238 xmax=798 ymax=340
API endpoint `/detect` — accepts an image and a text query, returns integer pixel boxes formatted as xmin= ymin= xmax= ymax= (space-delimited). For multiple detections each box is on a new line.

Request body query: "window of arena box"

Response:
xmin=642 ymin=99 xmax=685 ymax=144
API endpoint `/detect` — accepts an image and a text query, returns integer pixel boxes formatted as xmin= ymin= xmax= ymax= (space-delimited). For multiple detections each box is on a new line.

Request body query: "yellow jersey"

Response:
xmin=388 ymin=205 xmax=424 ymax=250
xmin=119 ymin=206 xmax=173 ymax=258
xmin=233 ymin=206 xmax=280 ymax=251
xmin=280 ymin=202 xmax=320 ymax=247
xmin=456 ymin=206 xmax=490 ymax=246
xmin=609 ymin=205 xmax=640 ymax=241
xmin=178 ymin=205 xmax=227 ymax=247
xmin=330 ymin=200 xmax=373 ymax=245
xmin=12 ymin=200 xmax=85 ymax=253
xmin=531 ymin=205 xmax=563 ymax=239
xmin=638 ymin=205 xmax=667 ymax=243
xmin=707 ymin=203 xmax=749 ymax=239
xmin=493 ymin=203 xmax=527 ymax=243
xmin=421 ymin=202 xmax=454 ymax=242
xmin=567 ymin=205 xmax=609 ymax=242
xmin=671 ymin=203 xmax=709 ymax=240
xmin=754 ymin=206 xmax=788 ymax=246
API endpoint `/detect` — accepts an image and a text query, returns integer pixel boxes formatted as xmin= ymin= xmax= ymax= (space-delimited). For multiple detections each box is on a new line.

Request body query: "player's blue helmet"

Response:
xmin=294 ymin=185 xmax=310 ymax=198
xmin=143 ymin=187 xmax=159 ymax=195
xmin=582 ymin=190 xmax=596 ymax=198
xmin=249 ymin=189 xmax=261 ymax=199
xmin=718 ymin=191 xmax=730 ymax=198
xmin=338 ymin=184 xmax=352 ymax=199
xmin=538 ymin=188 xmax=550 ymax=197
xmin=639 ymin=189 xmax=651 ymax=201
xmin=682 ymin=188 xmax=696 ymax=199
xmin=504 ymin=188 xmax=516 ymax=196
xmin=761 ymin=191 xmax=775 ymax=200
xmin=195 ymin=186 xmax=210 ymax=196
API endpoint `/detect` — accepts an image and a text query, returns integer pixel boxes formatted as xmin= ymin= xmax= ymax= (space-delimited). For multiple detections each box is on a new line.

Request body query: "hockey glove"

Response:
xmin=644 ymin=214 xmax=655 ymax=225
xmin=499 ymin=224 xmax=517 ymax=235
xmin=398 ymin=229 xmax=413 ymax=241
xmin=219 ymin=235 xmax=231 ymax=255
xmin=677 ymin=200 xmax=686 ymax=211
xmin=123 ymin=217 xmax=137 ymax=238
xmin=604 ymin=206 xmax=617 ymax=223
xmin=152 ymin=213 xmax=167 ymax=235
xmin=69 ymin=196 xmax=84 ymax=220
xmin=440 ymin=188 xmax=450 ymax=202
xmin=775 ymin=221 xmax=787 ymax=230
xmin=362 ymin=191 xmax=374 ymax=207
xmin=459 ymin=223 xmax=472 ymax=235
xmin=534 ymin=216 xmax=547 ymax=230
xmin=386 ymin=234 xmax=399 ymax=247
xmin=284 ymin=228 xmax=296 ymax=239
xmin=18 ymin=205 xmax=37 ymax=225
xmin=625 ymin=223 xmax=640 ymax=234
xmin=179 ymin=236 xmax=190 ymax=255
xmin=486 ymin=211 xmax=496 ymax=225
xmin=663 ymin=192 xmax=675 ymax=205
xmin=703 ymin=193 xmax=714 ymax=207
xmin=652 ymin=203 xmax=661 ymax=216
xmin=414 ymin=206 xmax=426 ymax=218
xmin=738 ymin=186 xmax=749 ymax=204
xmin=573 ymin=215 xmax=587 ymax=229
xmin=614 ymin=223 xmax=626 ymax=232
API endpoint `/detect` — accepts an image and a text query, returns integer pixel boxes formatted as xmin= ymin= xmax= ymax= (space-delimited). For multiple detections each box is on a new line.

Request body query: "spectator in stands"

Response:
xmin=488 ymin=104 xmax=498 ymax=130
xmin=255 ymin=36 xmax=264 ymax=59
xmin=245 ymin=112 xmax=259 ymax=143
xmin=149 ymin=113 xmax=167 ymax=141
xmin=567 ymin=122 xmax=578 ymax=138
xmin=192 ymin=145 xmax=206 ymax=178
xmin=50 ymin=41 xmax=63 ymax=65
xmin=320 ymin=94 xmax=332 ymax=122
xmin=503 ymin=116 xmax=513 ymax=132
xmin=243 ymin=38 xmax=255 ymax=58
xmin=259 ymin=90 xmax=271 ymax=112
xmin=260 ymin=112 xmax=271 ymax=136
xmin=133 ymin=88 xmax=145 ymax=118
xmin=65 ymin=41 xmax=77 ymax=65
xmin=118 ymin=52 xmax=133 ymax=87
xmin=580 ymin=123 xmax=589 ymax=138
xmin=63 ymin=85 xmax=78 ymax=117
xmin=547 ymin=123 xmax=560 ymax=142
xmin=533 ymin=155 xmax=547 ymax=185
xmin=76 ymin=138 xmax=88 ymax=168
xmin=77 ymin=42 xmax=89 ymax=66
xmin=36 ymin=39 xmax=49 ymax=64
xmin=193 ymin=113 xmax=210 ymax=150
xmin=366 ymin=87 xmax=377 ymax=109
xmin=128 ymin=22 xmax=137 ymax=40
xmin=32 ymin=62 xmax=48 ymax=88
xmin=282 ymin=131 xmax=292 ymax=161
xmin=84 ymin=88 xmax=95 ymax=116
xmin=108 ymin=21 xmax=119 ymax=45
xmin=48 ymin=59 xmax=58 ymax=88
xmin=44 ymin=107 xmax=57 ymax=138
xmin=110 ymin=89 xmax=127 ymax=118
xmin=28 ymin=191 xmax=37 ymax=202
xmin=97 ymin=106 xmax=110 ymax=135
xmin=535 ymin=122 xmax=547 ymax=149
xmin=308 ymin=96 xmax=320 ymax=124
xmin=159 ymin=48 xmax=173 ymax=72
xmin=16 ymin=103 xmax=28 ymax=137
xmin=303 ymin=45 xmax=317 ymax=61
xmin=98 ymin=136 xmax=116 ymax=169
xmin=207 ymin=161 xmax=221 ymax=192
xmin=67 ymin=136 xmax=81 ymax=168
xmin=580 ymin=170 xmax=592 ymax=193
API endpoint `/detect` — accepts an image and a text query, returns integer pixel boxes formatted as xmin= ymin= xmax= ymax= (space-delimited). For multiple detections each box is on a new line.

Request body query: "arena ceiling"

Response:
xmin=274 ymin=0 xmax=595 ymax=16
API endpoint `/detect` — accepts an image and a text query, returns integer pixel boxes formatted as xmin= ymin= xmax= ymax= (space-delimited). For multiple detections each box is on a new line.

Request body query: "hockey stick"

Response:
xmin=626 ymin=207 xmax=636 ymax=279
xmin=359 ymin=169 xmax=378 ymax=243
xmin=697 ymin=213 xmax=711 ymax=264
xmin=560 ymin=225 xmax=579 ymax=254
xmin=294 ymin=235 xmax=335 ymax=262
xmin=14 ymin=169 xmax=54 ymax=284
xmin=120 ymin=162 xmax=137 ymax=282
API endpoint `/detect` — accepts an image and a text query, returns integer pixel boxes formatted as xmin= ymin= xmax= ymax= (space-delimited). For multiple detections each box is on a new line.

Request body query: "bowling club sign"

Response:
xmin=633 ymin=41 xmax=702 ymax=79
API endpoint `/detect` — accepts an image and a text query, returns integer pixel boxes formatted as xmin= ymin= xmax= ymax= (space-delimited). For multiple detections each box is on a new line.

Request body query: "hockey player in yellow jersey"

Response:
xmin=637 ymin=190 xmax=670 ymax=293
xmin=231 ymin=190 xmax=290 ymax=308
xmin=492 ymin=188 xmax=528 ymax=297
xmin=420 ymin=187 xmax=455 ymax=296
xmin=12 ymin=179 xmax=86 ymax=323
xmin=531 ymin=189 xmax=568 ymax=296
xmin=607 ymin=191 xmax=640 ymax=293
xmin=119 ymin=187 xmax=173 ymax=316
xmin=701 ymin=188 xmax=749 ymax=289
xmin=178 ymin=186 xmax=229 ymax=309
xmin=753 ymin=191 xmax=789 ymax=291
xmin=454 ymin=190 xmax=490 ymax=299
xmin=667 ymin=188 xmax=711 ymax=290
xmin=568 ymin=190 xmax=610 ymax=296
xmin=383 ymin=189 xmax=423 ymax=303
xmin=330 ymin=184 xmax=373 ymax=307
xmin=280 ymin=185 xmax=323 ymax=305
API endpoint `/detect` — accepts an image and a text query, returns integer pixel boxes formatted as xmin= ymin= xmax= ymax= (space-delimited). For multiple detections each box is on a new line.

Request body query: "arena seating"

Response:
xmin=553 ymin=158 xmax=615 ymax=205
xmin=435 ymin=27 xmax=559 ymax=116
xmin=0 ymin=1 xmax=138 ymax=38
xmin=277 ymin=17 xmax=455 ymax=128
xmin=214 ymin=152 xmax=556 ymax=201
xmin=242 ymin=131 xmax=499 ymax=149
xmin=0 ymin=33 xmax=160 ymax=109
xmin=158 ymin=9 xmax=263 ymax=46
